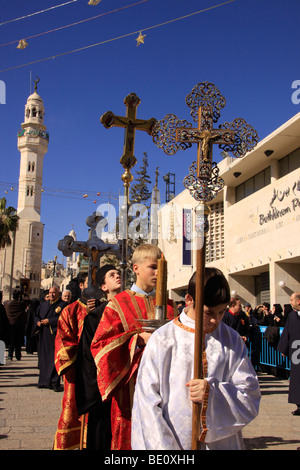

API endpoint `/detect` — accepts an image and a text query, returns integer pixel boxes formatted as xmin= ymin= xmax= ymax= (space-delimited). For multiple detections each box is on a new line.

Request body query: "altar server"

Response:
xmin=131 ymin=268 xmax=261 ymax=450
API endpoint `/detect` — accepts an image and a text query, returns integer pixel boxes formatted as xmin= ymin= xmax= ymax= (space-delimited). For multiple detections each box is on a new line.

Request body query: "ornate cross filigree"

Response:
xmin=152 ymin=81 xmax=258 ymax=202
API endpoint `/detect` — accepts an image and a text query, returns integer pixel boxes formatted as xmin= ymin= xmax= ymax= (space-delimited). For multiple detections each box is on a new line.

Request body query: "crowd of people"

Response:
xmin=0 ymin=244 xmax=299 ymax=451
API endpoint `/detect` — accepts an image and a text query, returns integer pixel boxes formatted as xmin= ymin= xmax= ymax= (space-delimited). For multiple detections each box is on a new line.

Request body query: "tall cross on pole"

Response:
xmin=100 ymin=93 xmax=157 ymax=290
xmin=100 ymin=92 xmax=156 ymax=204
xmin=152 ymin=81 xmax=258 ymax=450
xmin=57 ymin=211 xmax=123 ymax=300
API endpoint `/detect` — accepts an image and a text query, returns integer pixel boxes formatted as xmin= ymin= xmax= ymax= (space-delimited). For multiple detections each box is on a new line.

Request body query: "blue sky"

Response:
xmin=0 ymin=0 xmax=299 ymax=264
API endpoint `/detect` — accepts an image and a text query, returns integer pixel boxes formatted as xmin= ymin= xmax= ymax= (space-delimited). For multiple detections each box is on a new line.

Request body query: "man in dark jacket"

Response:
xmin=222 ymin=296 xmax=250 ymax=343
xmin=277 ymin=292 xmax=300 ymax=416
xmin=33 ymin=286 xmax=67 ymax=390
xmin=4 ymin=289 xmax=30 ymax=360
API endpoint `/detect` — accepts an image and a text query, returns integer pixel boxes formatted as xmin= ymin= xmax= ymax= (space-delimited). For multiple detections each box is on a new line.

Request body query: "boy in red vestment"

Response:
xmin=90 ymin=244 xmax=178 ymax=450
xmin=53 ymin=267 xmax=122 ymax=450
xmin=53 ymin=272 xmax=89 ymax=450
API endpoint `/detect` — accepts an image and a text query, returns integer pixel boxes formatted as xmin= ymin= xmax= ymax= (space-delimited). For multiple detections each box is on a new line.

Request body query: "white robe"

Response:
xmin=131 ymin=311 xmax=261 ymax=450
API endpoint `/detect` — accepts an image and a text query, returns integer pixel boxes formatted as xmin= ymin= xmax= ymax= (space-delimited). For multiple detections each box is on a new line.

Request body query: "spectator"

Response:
xmin=176 ymin=300 xmax=185 ymax=313
xmin=283 ymin=304 xmax=293 ymax=325
xmin=33 ymin=286 xmax=67 ymax=390
xmin=272 ymin=304 xmax=284 ymax=327
xmin=4 ymin=289 xmax=30 ymax=361
xmin=256 ymin=302 xmax=272 ymax=326
xmin=41 ymin=290 xmax=50 ymax=302
xmin=244 ymin=302 xmax=252 ymax=317
xmin=25 ymin=298 xmax=40 ymax=354
xmin=0 ymin=291 xmax=10 ymax=346
xmin=61 ymin=289 xmax=72 ymax=304
xmin=246 ymin=302 xmax=261 ymax=371
xmin=277 ymin=292 xmax=300 ymax=416
xmin=222 ymin=297 xmax=250 ymax=343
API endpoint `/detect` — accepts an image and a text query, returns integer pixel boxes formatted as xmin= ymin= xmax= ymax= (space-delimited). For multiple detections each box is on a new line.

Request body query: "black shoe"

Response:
xmin=53 ymin=384 xmax=63 ymax=392
xmin=292 ymin=408 xmax=300 ymax=416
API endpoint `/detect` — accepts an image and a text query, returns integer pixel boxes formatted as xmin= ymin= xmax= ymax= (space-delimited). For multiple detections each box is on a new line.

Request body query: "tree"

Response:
xmin=130 ymin=152 xmax=152 ymax=206
xmin=0 ymin=198 xmax=19 ymax=249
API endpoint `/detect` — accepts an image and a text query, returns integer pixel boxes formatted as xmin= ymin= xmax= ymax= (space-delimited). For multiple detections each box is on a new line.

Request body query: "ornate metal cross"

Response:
xmin=153 ymin=81 xmax=258 ymax=203
xmin=100 ymin=92 xmax=156 ymax=290
xmin=100 ymin=92 xmax=157 ymax=202
xmin=152 ymin=81 xmax=258 ymax=450
xmin=57 ymin=211 xmax=122 ymax=300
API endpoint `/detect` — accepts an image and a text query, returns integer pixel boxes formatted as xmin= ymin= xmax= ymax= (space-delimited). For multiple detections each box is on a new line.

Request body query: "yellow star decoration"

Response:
xmin=17 ymin=39 xmax=29 ymax=50
xmin=136 ymin=31 xmax=146 ymax=47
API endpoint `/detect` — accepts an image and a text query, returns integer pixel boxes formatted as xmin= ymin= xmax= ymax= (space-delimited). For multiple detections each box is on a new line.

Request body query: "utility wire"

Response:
xmin=0 ymin=1 xmax=78 ymax=27
xmin=0 ymin=0 xmax=149 ymax=48
xmin=0 ymin=0 xmax=236 ymax=73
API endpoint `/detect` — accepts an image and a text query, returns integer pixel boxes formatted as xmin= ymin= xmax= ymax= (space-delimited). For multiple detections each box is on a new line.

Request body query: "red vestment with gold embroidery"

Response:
xmin=53 ymin=299 xmax=88 ymax=450
xmin=90 ymin=289 xmax=178 ymax=450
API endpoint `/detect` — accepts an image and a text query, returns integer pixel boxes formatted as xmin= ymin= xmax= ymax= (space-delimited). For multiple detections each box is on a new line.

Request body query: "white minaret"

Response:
xmin=17 ymin=78 xmax=49 ymax=219
xmin=0 ymin=79 xmax=49 ymax=300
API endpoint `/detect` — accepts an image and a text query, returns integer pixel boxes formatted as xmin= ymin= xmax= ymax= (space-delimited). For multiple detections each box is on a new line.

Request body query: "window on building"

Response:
xmin=278 ymin=148 xmax=300 ymax=178
xmin=255 ymin=271 xmax=270 ymax=305
xmin=236 ymin=167 xmax=271 ymax=202
xmin=206 ymin=202 xmax=224 ymax=262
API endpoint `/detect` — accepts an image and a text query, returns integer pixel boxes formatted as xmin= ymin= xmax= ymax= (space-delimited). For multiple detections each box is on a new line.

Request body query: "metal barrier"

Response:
xmin=248 ymin=325 xmax=290 ymax=372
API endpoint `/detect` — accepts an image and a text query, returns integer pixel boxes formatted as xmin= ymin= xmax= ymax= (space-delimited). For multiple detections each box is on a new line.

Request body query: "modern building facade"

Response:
xmin=158 ymin=112 xmax=300 ymax=308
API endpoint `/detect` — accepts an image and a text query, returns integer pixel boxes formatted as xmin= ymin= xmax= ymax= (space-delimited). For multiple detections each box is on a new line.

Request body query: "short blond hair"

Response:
xmin=132 ymin=244 xmax=162 ymax=266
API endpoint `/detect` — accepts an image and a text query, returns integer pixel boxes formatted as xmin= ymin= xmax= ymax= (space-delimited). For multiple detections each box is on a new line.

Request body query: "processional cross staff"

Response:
xmin=100 ymin=93 xmax=157 ymax=290
xmin=57 ymin=211 xmax=123 ymax=300
xmin=152 ymin=81 xmax=258 ymax=449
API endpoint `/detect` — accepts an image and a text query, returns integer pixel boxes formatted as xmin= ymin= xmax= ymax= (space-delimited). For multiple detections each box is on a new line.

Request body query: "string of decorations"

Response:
xmin=0 ymin=1 xmax=149 ymax=49
xmin=0 ymin=0 xmax=236 ymax=72
xmin=0 ymin=181 xmax=119 ymax=203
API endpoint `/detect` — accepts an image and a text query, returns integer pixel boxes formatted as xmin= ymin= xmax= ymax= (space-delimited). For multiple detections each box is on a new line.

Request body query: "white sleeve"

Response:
xmin=203 ymin=340 xmax=261 ymax=444
xmin=131 ymin=334 xmax=182 ymax=450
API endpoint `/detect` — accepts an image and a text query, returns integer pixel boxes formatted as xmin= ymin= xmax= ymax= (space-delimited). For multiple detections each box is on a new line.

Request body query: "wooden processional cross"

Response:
xmin=100 ymin=93 xmax=157 ymax=290
xmin=152 ymin=81 xmax=258 ymax=449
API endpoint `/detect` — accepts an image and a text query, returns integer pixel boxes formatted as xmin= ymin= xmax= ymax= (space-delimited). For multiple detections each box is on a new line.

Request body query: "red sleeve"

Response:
xmin=54 ymin=303 xmax=80 ymax=376
xmin=90 ymin=300 xmax=142 ymax=401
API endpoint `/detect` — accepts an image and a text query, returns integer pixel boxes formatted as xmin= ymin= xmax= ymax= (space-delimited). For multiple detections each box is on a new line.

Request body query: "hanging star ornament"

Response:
xmin=136 ymin=31 xmax=146 ymax=47
xmin=17 ymin=39 xmax=28 ymax=49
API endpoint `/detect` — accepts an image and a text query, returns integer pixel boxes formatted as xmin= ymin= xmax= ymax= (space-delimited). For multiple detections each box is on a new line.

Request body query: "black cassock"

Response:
xmin=33 ymin=298 xmax=67 ymax=388
xmin=75 ymin=302 xmax=111 ymax=450
xmin=277 ymin=310 xmax=300 ymax=405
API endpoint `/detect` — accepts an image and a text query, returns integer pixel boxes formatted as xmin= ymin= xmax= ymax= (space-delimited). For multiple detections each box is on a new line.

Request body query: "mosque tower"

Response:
xmin=0 ymin=79 xmax=49 ymax=300
xmin=17 ymin=78 xmax=49 ymax=219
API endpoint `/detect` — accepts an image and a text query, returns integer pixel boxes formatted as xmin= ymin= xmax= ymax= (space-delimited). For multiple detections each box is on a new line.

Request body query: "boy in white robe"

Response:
xmin=131 ymin=268 xmax=261 ymax=450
